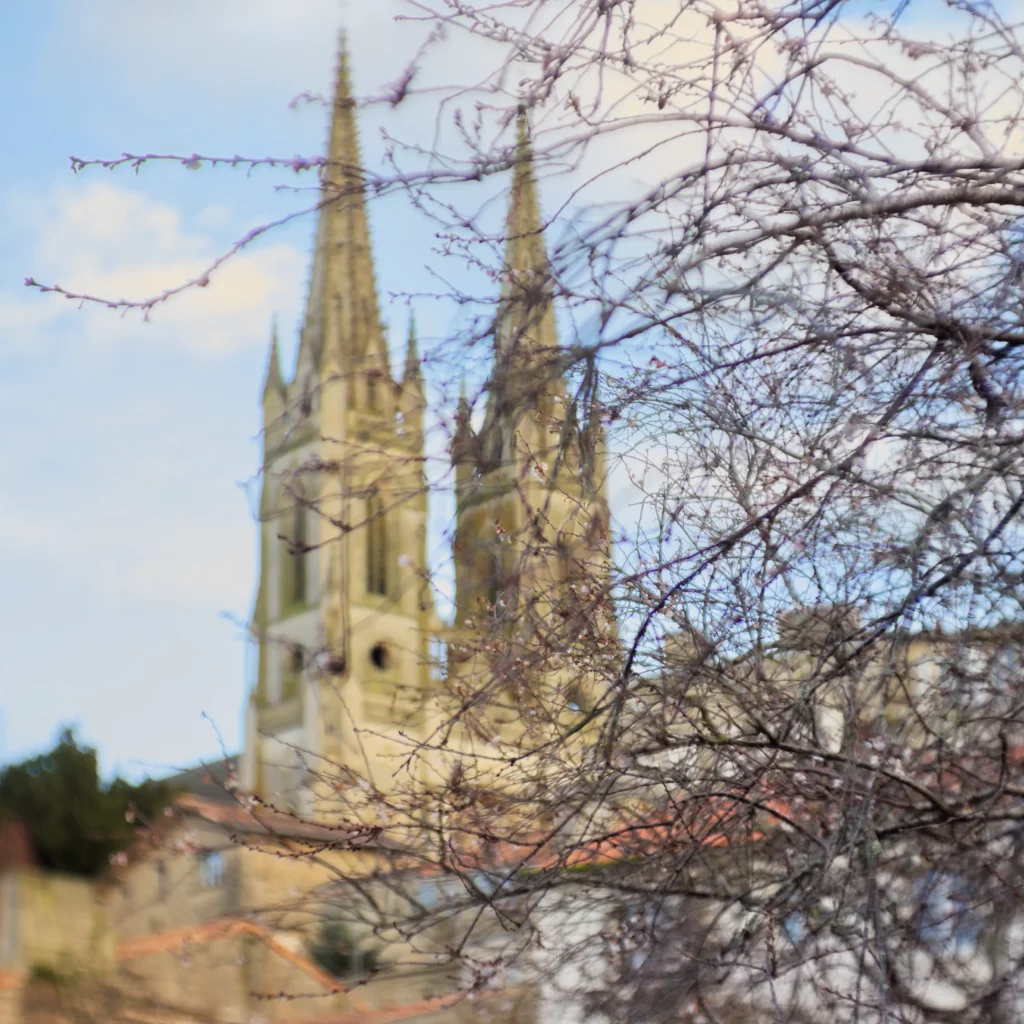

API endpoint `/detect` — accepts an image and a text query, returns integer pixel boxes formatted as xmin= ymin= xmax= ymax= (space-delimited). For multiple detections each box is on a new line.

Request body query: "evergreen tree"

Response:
xmin=0 ymin=727 xmax=174 ymax=876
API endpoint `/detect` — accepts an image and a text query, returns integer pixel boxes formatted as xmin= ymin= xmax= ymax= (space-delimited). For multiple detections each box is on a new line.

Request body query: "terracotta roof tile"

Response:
xmin=118 ymin=917 xmax=357 ymax=998
xmin=0 ymin=969 xmax=22 ymax=992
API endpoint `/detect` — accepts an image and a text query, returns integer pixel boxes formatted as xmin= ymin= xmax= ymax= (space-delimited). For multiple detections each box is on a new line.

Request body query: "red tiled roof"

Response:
xmin=118 ymin=917 xmax=354 ymax=998
xmin=176 ymin=792 xmax=396 ymax=851
xmin=117 ymin=916 xmax=526 ymax=1024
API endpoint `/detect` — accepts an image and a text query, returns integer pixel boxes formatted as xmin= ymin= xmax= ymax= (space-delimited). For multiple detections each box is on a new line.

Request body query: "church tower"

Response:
xmin=241 ymin=46 xmax=612 ymax=809
xmin=241 ymin=41 xmax=436 ymax=811
xmin=449 ymin=114 xmax=614 ymax=733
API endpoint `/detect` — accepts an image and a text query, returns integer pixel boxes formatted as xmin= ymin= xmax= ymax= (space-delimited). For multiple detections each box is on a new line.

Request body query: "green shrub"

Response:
xmin=0 ymin=727 xmax=174 ymax=877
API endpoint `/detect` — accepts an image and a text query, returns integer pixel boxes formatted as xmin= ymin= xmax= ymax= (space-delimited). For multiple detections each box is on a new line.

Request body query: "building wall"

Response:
xmin=0 ymin=828 xmax=531 ymax=1023
xmin=0 ymin=870 xmax=114 ymax=976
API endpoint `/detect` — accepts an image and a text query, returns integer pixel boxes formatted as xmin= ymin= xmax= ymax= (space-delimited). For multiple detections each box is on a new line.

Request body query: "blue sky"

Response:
xmin=0 ymin=0 xmax=503 ymax=779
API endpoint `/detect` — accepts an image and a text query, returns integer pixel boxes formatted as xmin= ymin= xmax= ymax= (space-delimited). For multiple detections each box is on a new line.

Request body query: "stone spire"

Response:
xmin=262 ymin=318 xmax=285 ymax=399
xmin=495 ymin=111 xmax=558 ymax=362
xmin=298 ymin=34 xmax=384 ymax=377
xmin=451 ymin=378 xmax=472 ymax=459
xmin=402 ymin=311 xmax=421 ymax=387
xmin=474 ymin=111 xmax=562 ymax=472
xmin=449 ymin=111 xmax=613 ymax=673
xmin=399 ymin=311 xmax=426 ymax=430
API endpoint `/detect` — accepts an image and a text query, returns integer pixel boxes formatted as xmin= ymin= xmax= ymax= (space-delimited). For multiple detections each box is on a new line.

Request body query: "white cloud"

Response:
xmin=5 ymin=181 xmax=304 ymax=354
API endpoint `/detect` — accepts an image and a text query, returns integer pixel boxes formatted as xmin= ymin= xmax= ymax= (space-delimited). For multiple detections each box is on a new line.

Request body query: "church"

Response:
xmin=239 ymin=39 xmax=613 ymax=818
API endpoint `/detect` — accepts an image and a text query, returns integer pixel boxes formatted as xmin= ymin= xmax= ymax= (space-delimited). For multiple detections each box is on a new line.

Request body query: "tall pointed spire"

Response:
xmin=478 ymin=108 xmax=561 ymax=455
xmin=403 ymin=311 xmax=421 ymax=385
xmin=400 ymin=310 xmax=425 ymax=428
xmin=494 ymin=111 xmax=559 ymax=364
xmin=262 ymin=317 xmax=285 ymax=398
xmin=503 ymin=112 xmax=547 ymax=287
xmin=297 ymin=32 xmax=384 ymax=376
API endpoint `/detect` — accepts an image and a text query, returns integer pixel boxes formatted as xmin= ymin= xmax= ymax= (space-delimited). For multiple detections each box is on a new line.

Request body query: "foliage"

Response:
xmin=0 ymin=727 xmax=174 ymax=877
xmin=27 ymin=963 xmax=68 ymax=988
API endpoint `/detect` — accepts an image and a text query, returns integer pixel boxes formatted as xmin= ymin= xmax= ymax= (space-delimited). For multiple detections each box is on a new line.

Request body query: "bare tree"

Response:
xmin=31 ymin=1 xmax=1024 ymax=1021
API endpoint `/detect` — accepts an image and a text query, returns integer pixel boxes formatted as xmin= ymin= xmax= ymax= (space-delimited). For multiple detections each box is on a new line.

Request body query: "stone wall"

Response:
xmin=0 ymin=870 xmax=114 ymax=975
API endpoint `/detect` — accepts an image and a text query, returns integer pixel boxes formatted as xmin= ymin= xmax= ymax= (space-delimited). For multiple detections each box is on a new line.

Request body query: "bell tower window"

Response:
xmin=292 ymin=502 xmax=307 ymax=605
xmin=370 ymin=642 xmax=390 ymax=670
xmin=367 ymin=494 xmax=388 ymax=596
xmin=367 ymin=368 xmax=379 ymax=412
xmin=283 ymin=647 xmax=304 ymax=700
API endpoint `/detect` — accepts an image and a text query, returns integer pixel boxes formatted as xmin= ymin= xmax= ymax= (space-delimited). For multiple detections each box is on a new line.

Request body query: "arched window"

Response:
xmin=368 ymin=364 xmax=385 ymax=411
xmin=292 ymin=502 xmax=307 ymax=605
xmin=283 ymin=647 xmax=304 ymax=700
xmin=366 ymin=494 xmax=388 ymax=596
